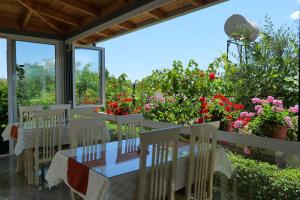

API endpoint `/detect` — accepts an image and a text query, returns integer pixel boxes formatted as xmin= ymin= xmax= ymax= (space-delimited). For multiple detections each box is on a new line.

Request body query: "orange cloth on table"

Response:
xmin=67 ymin=158 xmax=89 ymax=195
xmin=10 ymin=125 xmax=19 ymax=139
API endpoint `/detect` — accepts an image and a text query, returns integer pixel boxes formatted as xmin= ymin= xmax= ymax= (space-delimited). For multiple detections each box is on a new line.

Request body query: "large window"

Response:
xmin=16 ymin=41 xmax=56 ymax=106
xmin=73 ymin=46 xmax=105 ymax=107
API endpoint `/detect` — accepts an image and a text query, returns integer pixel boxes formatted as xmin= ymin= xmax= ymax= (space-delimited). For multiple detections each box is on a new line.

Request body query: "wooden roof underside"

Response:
xmin=0 ymin=0 xmax=226 ymax=44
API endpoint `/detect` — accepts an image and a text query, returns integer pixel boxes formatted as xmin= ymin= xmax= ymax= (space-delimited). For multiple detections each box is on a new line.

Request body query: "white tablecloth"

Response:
xmin=1 ymin=123 xmax=110 ymax=156
xmin=46 ymin=145 xmax=232 ymax=200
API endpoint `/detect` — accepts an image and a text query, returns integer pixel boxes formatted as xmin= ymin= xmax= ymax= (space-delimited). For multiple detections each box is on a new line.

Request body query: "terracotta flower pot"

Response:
xmin=271 ymin=126 xmax=288 ymax=140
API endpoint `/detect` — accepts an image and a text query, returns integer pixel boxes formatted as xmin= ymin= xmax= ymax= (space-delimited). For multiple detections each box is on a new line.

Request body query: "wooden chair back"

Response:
xmin=19 ymin=105 xmax=44 ymax=128
xmin=69 ymin=107 xmax=99 ymax=120
xmin=116 ymin=114 xmax=144 ymax=141
xmin=137 ymin=126 xmax=181 ymax=200
xmin=186 ymin=124 xmax=217 ymax=200
xmin=69 ymin=118 xmax=107 ymax=148
xmin=33 ymin=109 xmax=65 ymax=185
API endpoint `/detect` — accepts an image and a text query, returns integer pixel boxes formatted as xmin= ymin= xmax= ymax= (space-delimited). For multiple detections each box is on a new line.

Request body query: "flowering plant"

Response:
xmin=105 ymin=93 xmax=141 ymax=115
xmin=196 ymin=94 xmax=245 ymax=130
xmin=239 ymin=96 xmax=298 ymax=138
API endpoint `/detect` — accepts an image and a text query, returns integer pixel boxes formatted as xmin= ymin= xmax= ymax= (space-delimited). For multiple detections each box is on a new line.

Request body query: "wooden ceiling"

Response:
xmin=0 ymin=0 xmax=226 ymax=44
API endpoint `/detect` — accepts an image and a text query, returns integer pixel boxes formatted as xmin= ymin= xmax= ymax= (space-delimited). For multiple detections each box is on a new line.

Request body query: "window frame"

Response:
xmin=72 ymin=44 xmax=105 ymax=108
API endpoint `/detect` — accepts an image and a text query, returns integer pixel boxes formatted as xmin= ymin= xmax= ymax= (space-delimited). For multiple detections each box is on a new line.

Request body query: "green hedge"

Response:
xmin=229 ymin=154 xmax=300 ymax=200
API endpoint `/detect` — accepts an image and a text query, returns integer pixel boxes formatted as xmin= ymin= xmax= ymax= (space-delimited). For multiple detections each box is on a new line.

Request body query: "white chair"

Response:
xmin=33 ymin=109 xmax=65 ymax=185
xmin=19 ymin=105 xmax=44 ymax=128
xmin=184 ymin=124 xmax=217 ymax=200
xmin=137 ymin=126 xmax=182 ymax=200
xmin=116 ymin=114 xmax=144 ymax=141
xmin=69 ymin=118 xmax=108 ymax=148
xmin=49 ymin=104 xmax=71 ymax=110
xmin=69 ymin=107 xmax=99 ymax=120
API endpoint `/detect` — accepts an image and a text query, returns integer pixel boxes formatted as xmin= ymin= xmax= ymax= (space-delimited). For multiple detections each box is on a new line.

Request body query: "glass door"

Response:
xmin=0 ymin=38 xmax=8 ymax=155
xmin=15 ymin=41 xmax=56 ymax=109
xmin=72 ymin=45 xmax=105 ymax=107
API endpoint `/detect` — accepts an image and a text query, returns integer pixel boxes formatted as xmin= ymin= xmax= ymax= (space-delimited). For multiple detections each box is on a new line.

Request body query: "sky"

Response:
xmin=0 ymin=0 xmax=299 ymax=80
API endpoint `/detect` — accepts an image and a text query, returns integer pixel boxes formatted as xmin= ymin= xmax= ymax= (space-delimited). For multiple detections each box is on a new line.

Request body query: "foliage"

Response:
xmin=0 ymin=79 xmax=8 ymax=130
xmin=229 ymin=153 xmax=300 ymax=200
xmin=214 ymin=17 xmax=299 ymax=109
xmin=16 ymin=59 xmax=56 ymax=106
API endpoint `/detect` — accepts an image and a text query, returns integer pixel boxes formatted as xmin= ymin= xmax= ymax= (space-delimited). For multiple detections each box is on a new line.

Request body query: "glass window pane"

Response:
xmin=74 ymin=48 xmax=102 ymax=106
xmin=16 ymin=41 xmax=56 ymax=106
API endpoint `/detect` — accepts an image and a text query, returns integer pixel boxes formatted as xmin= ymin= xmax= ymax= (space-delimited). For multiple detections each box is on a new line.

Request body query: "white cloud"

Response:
xmin=290 ymin=10 xmax=300 ymax=20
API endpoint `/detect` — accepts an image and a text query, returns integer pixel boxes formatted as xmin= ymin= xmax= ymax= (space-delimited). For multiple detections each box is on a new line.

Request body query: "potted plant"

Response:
xmin=238 ymin=96 xmax=296 ymax=140
xmin=196 ymin=94 xmax=244 ymax=131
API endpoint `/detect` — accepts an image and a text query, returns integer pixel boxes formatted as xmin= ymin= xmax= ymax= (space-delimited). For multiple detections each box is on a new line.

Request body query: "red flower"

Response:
xmin=106 ymin=109 xmax=112 ymax=114
xmin=218 ymin=101 xmax=224 ymax=106
xmin=110 ymin=101 xmax=118 ymax=108
xmin=226 ymin=115 xmax=232 ymax=120
xmin=124 ymin=98 xmax=133 ymax=102
xmin=209 ymin=72 xmax=215 ymax=80
xmin=199 ymin=97 xmax=206 ymax=102
xmin=196 ymin=117 xmax=205 ymax=124
xmin=201 ymin=102 xmax=208 ymax=108
xmin=234 ymin=104 xmax=244 ymax=110
xmin=225 ymin=105 xmax=231 ymax=112
xmin=94 ymin=107 xmax=100 ymax=112
xmin=200 ymin=108 xmax=209 ymax=114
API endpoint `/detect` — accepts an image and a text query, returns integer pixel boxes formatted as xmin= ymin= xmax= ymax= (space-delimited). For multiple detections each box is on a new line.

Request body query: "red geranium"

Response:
xmin=225 ymin=105 xmax=231 ymax=112
xmin=110 ymin=101 xmax=118 ymax=108
xmin=196 ymin=117 xmax=205 ymax=124
xmin=199 ymin=97 xmax=206 ymax=102
xmin=209 ymin=72 xmax=215 ymax=80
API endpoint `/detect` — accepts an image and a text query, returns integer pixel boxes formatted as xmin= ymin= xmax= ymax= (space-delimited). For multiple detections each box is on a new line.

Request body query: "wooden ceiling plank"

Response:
xmin=31 ymin=3 xmax=80 ymax=26
xmin=147 ymin=9 xmax=166 ymax=19
xmin=17 ymin=0 xmax=61 ymax=33
xmin=117 ymin=21 xmax=136 ymax=30
xmin=189 ymin=0 xmax=204 ymax=7
xmin=59 ymin=0 xmax=99 ymax=17
xmin=22 ymin=10 xmax=32 ymax=28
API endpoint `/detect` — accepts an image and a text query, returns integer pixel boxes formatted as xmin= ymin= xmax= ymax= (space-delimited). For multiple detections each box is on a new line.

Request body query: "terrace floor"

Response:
xmin=0 ymin=156 xmax=71 ymax=200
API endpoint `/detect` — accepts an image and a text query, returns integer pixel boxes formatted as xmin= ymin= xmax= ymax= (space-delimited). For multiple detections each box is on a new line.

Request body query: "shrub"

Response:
xmin=229 ymin=153 xmax=300 ymax=200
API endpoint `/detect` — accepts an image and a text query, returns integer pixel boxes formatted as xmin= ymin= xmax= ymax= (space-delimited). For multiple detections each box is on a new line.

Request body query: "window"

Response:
xmin=73 ymin=45 xmax=105 ymax=107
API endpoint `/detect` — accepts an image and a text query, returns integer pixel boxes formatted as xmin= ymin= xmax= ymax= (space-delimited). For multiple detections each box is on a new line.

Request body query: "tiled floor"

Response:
xmin=0 ymin=156 xmax=71 ymax=200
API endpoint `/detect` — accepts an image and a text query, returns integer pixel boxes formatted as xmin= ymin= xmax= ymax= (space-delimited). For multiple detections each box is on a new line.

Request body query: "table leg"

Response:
xmin=26 ymin=149 xmax=34 ymax=185
xmin=16 ymin=152 xmax=24 ymax=173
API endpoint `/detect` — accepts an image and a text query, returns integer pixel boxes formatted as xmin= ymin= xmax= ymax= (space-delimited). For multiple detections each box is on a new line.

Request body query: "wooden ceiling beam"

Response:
xmin=96 ymin=29 xmax=114 ymax=37
xmin=117 ymin=21 xmax=136 ymax=30
xmin=17 ymin=0 xmax=61 ymax=33
xmin=189 ymin=0 xmax=205 ymax=7
xmin=29 ymin=2 xmax=80 ymax=26
xmin=22 ymin=10 xmax=32 ymax=28
xmin=59 ymin=0 xmax=99 ymax=17
xmin=147 ymin=9 xmax=166 ymax=19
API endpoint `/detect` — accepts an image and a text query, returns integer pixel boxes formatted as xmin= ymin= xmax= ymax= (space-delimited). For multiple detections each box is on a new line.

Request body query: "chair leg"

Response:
xmin=26 ymin=149 xmax=34 ymax=185
xmin=35 ymin=160 xmax=39 ymax=186
xmin=70 ymin=190 xmax=76 ymax=200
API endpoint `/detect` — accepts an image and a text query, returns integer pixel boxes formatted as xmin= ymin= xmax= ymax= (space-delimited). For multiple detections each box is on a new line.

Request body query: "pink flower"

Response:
xmin=289 ymin=105 xmax=299 ymax=113
xmin=254 ymin=105 xmax=262 ymax=111
xmin=260 ymin=100 xmax=269 ymax=105
xmin=248 ymin=112 xmax=255 ymax=117
xmin=284 ymin=116 xmax=292 ymax=128
xmin=244 ymin=146 xmax=251 ymax=155
xmin=240 ymin=112 xmax=248 ymax=118
xmin=273 ymin=100 xmax=283 ymax=107
xmin=267 ymin=96 xmax=274 ymax=103
xmin=144 ymin=103 xmax=151 ymax=112
xmin=233 ymin=120 xmax=243 ymax=129
xmin=251 ymin=97 xmax=261 ymax=104
xmin=273 ymin=106 xmax=284 ymax=112
xmin=257 ymin=108 xmax=264 ymax=115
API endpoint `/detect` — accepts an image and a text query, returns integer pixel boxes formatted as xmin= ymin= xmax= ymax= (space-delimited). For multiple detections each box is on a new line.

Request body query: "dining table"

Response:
xmin=46 ymin=138 xmax=233 ymax=200
xmin=1 ymin=122 xmax=110 ymax=184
